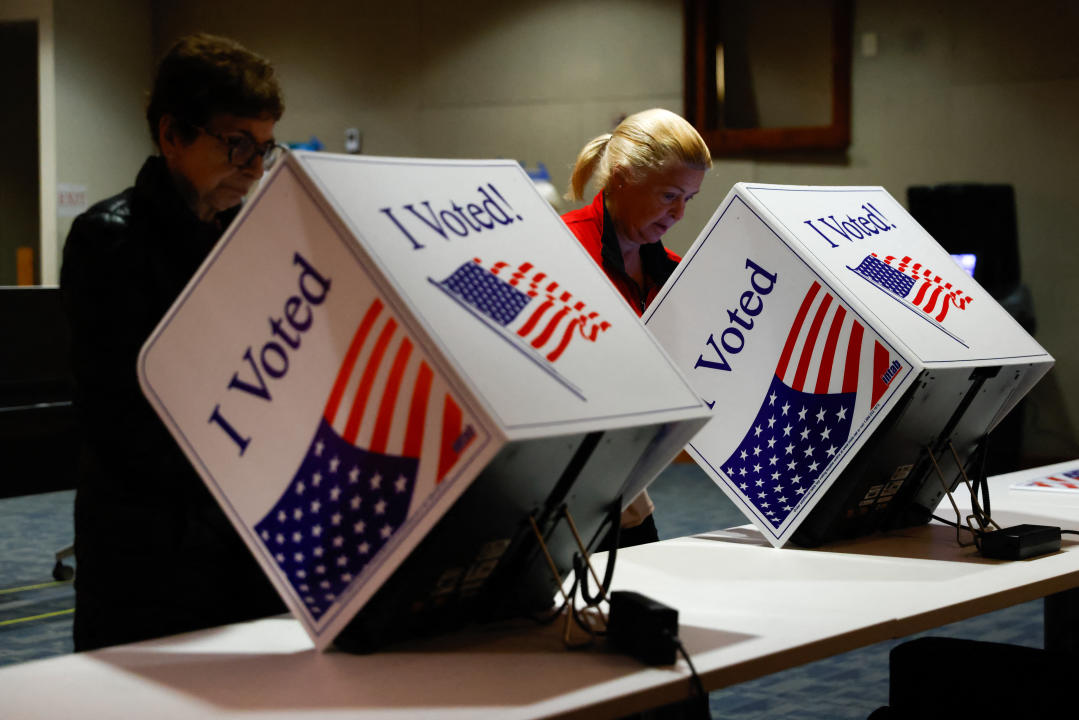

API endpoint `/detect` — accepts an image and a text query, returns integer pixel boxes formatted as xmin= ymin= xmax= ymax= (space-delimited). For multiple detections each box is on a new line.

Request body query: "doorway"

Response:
xmin=0 ymin=20 xmax=40 ymax=286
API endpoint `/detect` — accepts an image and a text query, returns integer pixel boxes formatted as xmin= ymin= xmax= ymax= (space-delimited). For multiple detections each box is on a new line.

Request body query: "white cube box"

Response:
xmin=138 ymin=152 xmax=709 ymax=650
xmin=644 ymin=183 xmax=1053 ymax=548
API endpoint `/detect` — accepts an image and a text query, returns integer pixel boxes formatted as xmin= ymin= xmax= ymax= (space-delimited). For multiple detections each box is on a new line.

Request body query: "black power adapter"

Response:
xmin=607 ymin=590 xmax=679 ymax=665
xmin=980 ymin=524 xmax=1061 ymax=560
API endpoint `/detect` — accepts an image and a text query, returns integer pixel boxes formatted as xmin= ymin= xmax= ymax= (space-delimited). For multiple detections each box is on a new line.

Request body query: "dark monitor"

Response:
xmin=333 ymin=421 xmax=672 ymax=652
xmin=790 ymin=361 xmax=1038 ymax=547
xmin=907 ymin=184 xmax=1019 ymax=299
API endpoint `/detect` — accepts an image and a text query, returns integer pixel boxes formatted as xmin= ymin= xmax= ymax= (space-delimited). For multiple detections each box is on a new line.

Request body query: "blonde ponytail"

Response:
xmin=565 ymin=109 xmax=711 ymax=201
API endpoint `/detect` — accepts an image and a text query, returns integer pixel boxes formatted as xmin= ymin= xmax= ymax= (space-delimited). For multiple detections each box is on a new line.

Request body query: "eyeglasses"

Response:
xmin=196 ymin=126 xmax=285 ymax=170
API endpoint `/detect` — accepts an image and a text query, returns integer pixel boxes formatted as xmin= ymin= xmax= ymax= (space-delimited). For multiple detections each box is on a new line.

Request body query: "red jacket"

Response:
xmin=561 ymin=192 xmax=681 ymax=316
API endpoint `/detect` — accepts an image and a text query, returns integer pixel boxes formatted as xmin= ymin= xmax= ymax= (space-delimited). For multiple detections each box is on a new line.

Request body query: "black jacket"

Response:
xmin=61 ymin=156 xmax=284 ymax=651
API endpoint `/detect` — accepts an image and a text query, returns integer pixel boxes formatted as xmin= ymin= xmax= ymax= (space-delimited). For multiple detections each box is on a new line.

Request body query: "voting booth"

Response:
xmin=644 ymin=183 xmax=1053 ymax=548
xmin=137 ymin=152 xmax=710 ymax=651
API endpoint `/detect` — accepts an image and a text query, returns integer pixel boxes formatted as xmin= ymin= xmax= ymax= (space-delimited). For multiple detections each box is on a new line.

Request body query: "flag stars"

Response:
xmin=752 ymin=463 xmax=762 ymax=473
xmin=783 ymin=424 xmax=793 ymax=436
xmin=753 ymin=424 xmax=763 ymax=437
xmin=816 ymin=408 xmax=827 ymax=423
xmin=311 ymin=524 xmax=323 ymax=538
xmin=768 ymin=392 xmax=777 ymax=406
xmin=395 ymin=475 xmax=408 ymax=493
xmin=774 ymin=485 xmax=785 ymax=494
xmin=778 ymin=496 xmax=788 ymax=504
xmin=826 ymin=445 xmax=837 ymax=457
xmin=314 ymin=440 xmax=324 ymax=457
xmin=341 ymin=573 xmax=352 ymax=583
xmin=798 ymin=406 xmax=808 ymax=421
xmin=329 ymin=456 xmax=340 ymax=473
xmin=753 ymin=446 xmax=762 ymax=456
xmin=739 ymin=467 xmax=748 ymax=477
xmin=310 ymin=500 xmax=321 ymax=513
xmin=261 ymin=530 xmax=270 ymax=541
xmin=781 ymin=402 xmax=790 ymax=416
xmin=808 ymin=461 xmax=820 ymax=472
xmin=787 ymin=460 xmax=797 ymax=470
xmin=740 ymin=482 xmax=748 ymax=490
xmin=755 ymin=479 xmax=765 ymax=487
xmin=348 ymin=466 xmax=360 ymax=484
xmin=312 ymin=472 xmax=322 ymax=487
xmin=315 ymin=565 xmax=326 ymax=575
xmin=771 ymin=471 xmax=780 ymax=481
xmin=275 ymin=533 xmax=285 ymax=545
xmin=358 ymin=542 xmax=370 ymax=555
xmin=277 ymin=511 xmax=286 ymax=523
xmin=380 ymin=524 xmax=393 ymax=539
xmin=370 ymin=474 xmax=382 ymax=490
xmin=767 ymin=437 xmax=776 ymax=449
xmin=804 ymin=445 xmax=815 ymax=457
xmin=785 ymin=443 xmax=795 ymax=456
xmin=796 ymin=487 xmax=806 ymax=495
xmin=740 ymin=450 xmax=748 ymax=461
xmin=293 ymin=508 xmax=304 ymax=521
xmin=313 ymin=547 xmax=324 ymax=558
xmin=767 ymin=416 xmax=777 ymax=428
xmin=292 ymin=531 xmax=302 ymax=543
xmin=758 ymin=492 xmax=767 ymax=499
xmin=332 ymin=536 xmax=343 ymax=548
xmin=768 ymin=456 xmax=778 ymax=466
xmin=293 ymin=552 xmax=304 ymax=562
xmin=350 ymin=495 xmax=361 ymax=510
xmin=295 ymin=481 xmax=305 ymax=496
xmin=329 ymin=486 xmax=341 ymax=502
xmin=837 ymin=406 xmax=848 ymax=421
xmin=337 ymin=556 xmax=348 ymax=568
xmin=791 ymin=474 xmax=802 ymax=484
xmin=353 ymin=521 xmax=365 ymax=534
xmin=800 ymin=428 xmax=811 ymax=441
xmin=331 ymin=512 xmax=342 ymax=526
xmin=375 ymin=500 xmax=387 ymax=515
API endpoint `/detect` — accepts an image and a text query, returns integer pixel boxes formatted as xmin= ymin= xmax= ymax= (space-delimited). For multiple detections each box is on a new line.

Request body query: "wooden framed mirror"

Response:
xmin=684 ymin=0 xmax=853 ymax=156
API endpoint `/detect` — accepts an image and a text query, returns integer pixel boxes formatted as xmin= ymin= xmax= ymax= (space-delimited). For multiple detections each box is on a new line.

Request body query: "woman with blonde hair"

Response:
xmin=562 ymin=108 xmax=711 ymax=547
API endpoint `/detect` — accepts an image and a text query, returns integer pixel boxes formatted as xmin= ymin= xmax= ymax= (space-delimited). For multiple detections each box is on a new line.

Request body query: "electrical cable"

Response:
xmin=670 ymin=633 xmax=710 ymax=718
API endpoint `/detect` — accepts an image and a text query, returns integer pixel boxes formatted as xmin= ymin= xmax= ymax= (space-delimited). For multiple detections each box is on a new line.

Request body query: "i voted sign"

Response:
xmin=644 ymin=183 xmax=1052 ymax=547
xmin=138 ymin=152 xmax=709 ymax=648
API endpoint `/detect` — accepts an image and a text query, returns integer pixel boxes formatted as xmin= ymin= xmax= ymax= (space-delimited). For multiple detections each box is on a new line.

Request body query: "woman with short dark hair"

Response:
xmin=61 ymin=34 xmax=287 ymax=651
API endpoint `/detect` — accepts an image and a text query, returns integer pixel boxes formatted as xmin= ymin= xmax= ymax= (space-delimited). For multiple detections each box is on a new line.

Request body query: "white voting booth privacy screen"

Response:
xmin=645 ymin=183 xmax=1053 ymax=548
xmin=138 ymin=152 xmax=709 ymax=650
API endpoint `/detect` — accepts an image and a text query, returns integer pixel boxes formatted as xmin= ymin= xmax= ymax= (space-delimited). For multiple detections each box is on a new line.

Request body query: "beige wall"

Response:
xmin=50 ymin=0 xmax=1079 ymax=455
xmin=54 ymin=0 xmax=153 ymax=253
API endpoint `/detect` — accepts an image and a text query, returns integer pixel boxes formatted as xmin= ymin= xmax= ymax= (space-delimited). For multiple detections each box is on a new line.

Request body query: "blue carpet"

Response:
xmin=0 ymin=467 xmax=1046 ymax=720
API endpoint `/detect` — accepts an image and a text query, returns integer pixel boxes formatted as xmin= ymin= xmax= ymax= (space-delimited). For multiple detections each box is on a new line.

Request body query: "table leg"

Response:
xmin=1044 ymin=587 xmax=1079 ymax=652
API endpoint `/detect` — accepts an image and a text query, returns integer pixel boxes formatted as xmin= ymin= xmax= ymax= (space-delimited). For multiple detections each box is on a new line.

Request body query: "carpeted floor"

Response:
xmin=0 ymin=464 xmax=1045 ymax=719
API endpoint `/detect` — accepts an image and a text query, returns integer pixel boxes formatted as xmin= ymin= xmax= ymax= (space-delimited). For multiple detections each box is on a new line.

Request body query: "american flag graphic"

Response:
xmin=1014 ymin=469 xmax=1079 ymax=493
xmin=720 ymin=281 xmax=903 ymax=529
xmin=849 ymin=253 xmax=972 ymax=323
xmin=431 ymin=259 xmax=610 ymax=399
xmin=254 ymin=297 xmax=475 ymax=621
